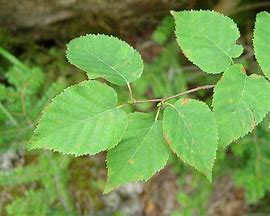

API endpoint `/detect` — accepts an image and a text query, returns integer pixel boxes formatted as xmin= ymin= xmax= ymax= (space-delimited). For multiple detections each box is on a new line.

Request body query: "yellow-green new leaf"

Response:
xmin=105 ymin=113 xmax=170 ymax=193
xmin=29 ymin=80 xmax=128 ymax=156
xmin=212 ymin=64 xmax=270 ymax=148
xmin=253 ymin=12 xmax=270 ymax=79
xmin=66 ymin=34 xmax=144 ymax=85
xmin=172 ymin=10 xmax=243 ymax=74
xmin=163 ymin=99 xmax=218 ymax=181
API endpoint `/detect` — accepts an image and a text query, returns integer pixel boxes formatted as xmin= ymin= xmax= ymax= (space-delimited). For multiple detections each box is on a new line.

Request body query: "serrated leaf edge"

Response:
xmin=104 ymin=152 xmax=169 ymax=194
xmin=28 ymin=80 xmax=128 ymax=156
xmin=66 ymin=33 xmax=144 ymax=86
xmin=212 ymin=64 xmax=270 ymax=148
xmin=253 ymin=11 xmax=270 ymax=80
xmin=162 ymin=99 xmax=218 ymax=182
xmin=171 ymin=9 xmax=243 ymax=74
xmin=104 ymin=112 xmax=170 ymax=193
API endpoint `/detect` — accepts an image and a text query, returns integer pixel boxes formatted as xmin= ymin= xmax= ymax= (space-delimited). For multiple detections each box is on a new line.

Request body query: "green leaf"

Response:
xmin=66 ymin=34 xmax=144 ymax=85
xmin=172 ymin=10 xmax=243 ymax=74
xmin=29 ymin=80 xmax=128 ymax=156
xmin=253 ymin=11 xmax=270 ymax=79
xmin=105 ymin=113 xmax=170 ymax=192
xmin=163 ymin=98 xmax=218 ymax=181
xmin=212 ymin=64 xmax=270 ymax=148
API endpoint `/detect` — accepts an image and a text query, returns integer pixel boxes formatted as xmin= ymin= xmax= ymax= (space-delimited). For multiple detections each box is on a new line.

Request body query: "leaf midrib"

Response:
xmin=179 ymin=33 xmax=233 ymax=63
xmin=87 ymin=51 xmax=128 ymax=84
xmin=34 ymin=107 xmax=119 ymax=142
xmin=113 ymin=122 xmax=157 ymax=181
xmin=171 ymin=106 xmax=209 ymax=173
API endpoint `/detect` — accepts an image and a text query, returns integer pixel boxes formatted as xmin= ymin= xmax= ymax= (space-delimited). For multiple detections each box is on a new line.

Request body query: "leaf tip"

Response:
xmin=170 ymin=10 xmax=176 ymax=17
xmin=206 ymin=171 xmax=213 ymax=183
xmin=103 ymin=184 xmax=114 ymax=194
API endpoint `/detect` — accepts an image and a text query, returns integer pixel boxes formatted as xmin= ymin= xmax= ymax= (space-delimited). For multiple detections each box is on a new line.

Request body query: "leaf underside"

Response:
xmin=253 ymin=11 xmax=270 ymax=79
xmin=163 ymin=98 xmax=218 ymax=181
xmin=105 ymin=113 xmax=170 ymax=193
xmin=212 ymin=64 xmax=270 ymax=148
xmin=172 ymin=10 xmax=243 ymax=74
xmin=29 ymin=80 xmax=128 ymax=156
xmin=66 ymin=34 xmax=144 ymax=86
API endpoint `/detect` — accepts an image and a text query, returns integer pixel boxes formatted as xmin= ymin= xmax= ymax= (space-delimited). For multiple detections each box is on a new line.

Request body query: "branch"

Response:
xmin=133 ymin=84 xmax=215 ymax=104
xmin=229 ymin=2 xmax=270 ymax=15
xmin=127 ymin=82 xmax=135 ymax=102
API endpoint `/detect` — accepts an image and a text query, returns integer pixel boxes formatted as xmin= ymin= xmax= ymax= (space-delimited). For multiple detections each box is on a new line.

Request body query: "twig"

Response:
xmin=133 ymin=84 xmax=215 ymax=104
xmin=155 ymin=106 xmax=161 ymax=121
xmin=127 ymin=82 xmax=135 ymax=102
xmin=230 ymin=2 xmax=270 ymax=15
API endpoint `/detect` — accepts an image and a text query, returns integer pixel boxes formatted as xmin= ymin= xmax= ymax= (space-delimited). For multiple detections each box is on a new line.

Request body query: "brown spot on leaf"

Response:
xmin=128 ymin=159 xmax=134 ymax=164
xmin=163 ymin=132 xmax=172 ymax=146
xmin=251 ymin=116 xmax=256 ymax=129
xmin=241 ymin=67 xmax=246 ymax=74
xmin=251 ymin=74 xmax=260 ymax=79
xmin=181 ymin=98 xmax=190 ymax=105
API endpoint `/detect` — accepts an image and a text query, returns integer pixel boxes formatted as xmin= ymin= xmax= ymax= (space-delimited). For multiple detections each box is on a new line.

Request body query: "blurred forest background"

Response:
xmin=1 ymin=0 xmax=270 ymax=215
